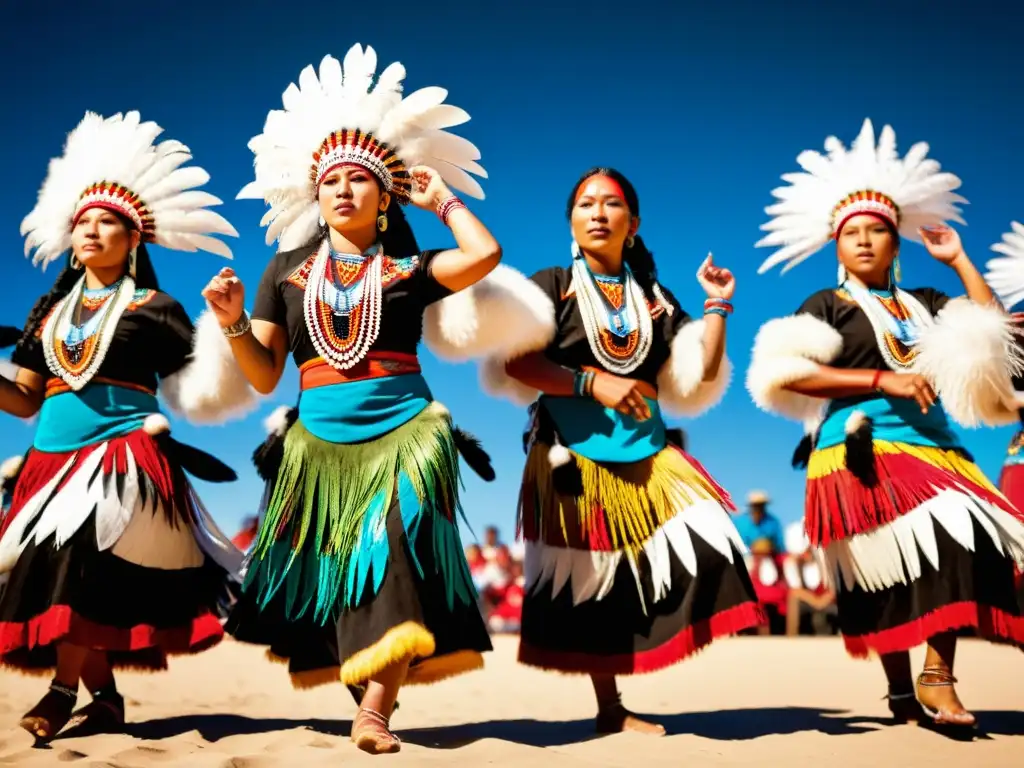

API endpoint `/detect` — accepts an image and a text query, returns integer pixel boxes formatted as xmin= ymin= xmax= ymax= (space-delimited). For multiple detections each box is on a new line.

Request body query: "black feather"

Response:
xmin=845 ymin=416 xmax=877 ymax=485
xmin=454 ymin=427 xmax=495 ymax=482
xmin=665 ymin=427 xmax=687 ymax=451
xmin=0 ymin=326 xmax=21 ymax=349
xmin=155 ymin=435 xmax=237 ymax=483
xmin=252 ymin=408 xmax=298 ymax=482
xmin=791 ymin=434 xmax=814 ymax=469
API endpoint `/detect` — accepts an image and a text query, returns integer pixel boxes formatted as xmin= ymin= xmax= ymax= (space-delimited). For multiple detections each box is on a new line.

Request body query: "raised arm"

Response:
xmin=919 ymin=226 xmax=996 ymax=306
xmin=408 ymin=166 xmax=501 ymax=293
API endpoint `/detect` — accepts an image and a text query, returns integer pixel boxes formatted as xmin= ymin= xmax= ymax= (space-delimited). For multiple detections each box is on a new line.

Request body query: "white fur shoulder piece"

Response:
xmin=656 ymin=319 xmax=731 ymax=417
xmin=422 ymin=264 xmax=556 ymax=363
xmin=746 ymin=313 xmax=844 ymax=423
xmin=160 ymin=310 xmax=260 ymax=424
xmin=913 ymin=298 xmax=1024 ymax=427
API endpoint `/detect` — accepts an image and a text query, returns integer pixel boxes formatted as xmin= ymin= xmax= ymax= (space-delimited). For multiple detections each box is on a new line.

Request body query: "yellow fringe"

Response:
xmin=340 ymin=621 xmax=436 ymax=686
xmin=522 ymin=442 xmax=727 ymax=551
xmin=808 ymin=441 xmax=1001 ymax=493
xmin=264 ymin=648 xmax=341 ymax=690
xmin=405 ymin=650 xmax=484 ymax=685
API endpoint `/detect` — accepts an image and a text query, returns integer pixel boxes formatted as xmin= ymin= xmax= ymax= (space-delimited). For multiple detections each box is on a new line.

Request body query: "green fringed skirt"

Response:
xmin=225 ymin=402 xmax=491 ymax=688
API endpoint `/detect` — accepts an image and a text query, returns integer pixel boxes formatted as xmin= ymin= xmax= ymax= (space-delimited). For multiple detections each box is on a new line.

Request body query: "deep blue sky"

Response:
xmin=2 ymin=1 xmax=1022 ymax=541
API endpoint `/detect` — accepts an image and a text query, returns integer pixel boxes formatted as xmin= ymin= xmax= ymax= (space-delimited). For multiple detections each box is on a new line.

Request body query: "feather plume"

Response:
xmin=756 ymin=118 xmax=965 ymax=274
xmin=452 ymin=427 xmax=495 ymax=482
xmin=21 ymin=111 xmax=237 ymax=270
xmin=985 ymin=221 xmax=1024 ymax=310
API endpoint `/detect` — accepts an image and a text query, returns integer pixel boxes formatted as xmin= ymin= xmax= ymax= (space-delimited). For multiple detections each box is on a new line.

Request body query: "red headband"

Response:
xmin=576 ymin=175 xmax=627 ymax=205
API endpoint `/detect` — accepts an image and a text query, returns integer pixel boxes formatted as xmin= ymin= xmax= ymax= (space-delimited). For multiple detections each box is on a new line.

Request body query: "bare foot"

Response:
xmin=595 ymin=703 xmax=666 ymax=736
xmin=916 ymin=670 xmax=976 ymax=727
xmin=351 ymin=708 xmax=401 ymax=755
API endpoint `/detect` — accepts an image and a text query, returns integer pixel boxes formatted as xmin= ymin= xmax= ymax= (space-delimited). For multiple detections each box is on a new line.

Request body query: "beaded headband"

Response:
xmin=73 ymin=181 xmax=151 ymax=235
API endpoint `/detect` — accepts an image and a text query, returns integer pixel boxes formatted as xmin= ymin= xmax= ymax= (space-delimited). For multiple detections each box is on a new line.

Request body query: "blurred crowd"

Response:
xmin=465 ymin=526 xmax=526 ymax=634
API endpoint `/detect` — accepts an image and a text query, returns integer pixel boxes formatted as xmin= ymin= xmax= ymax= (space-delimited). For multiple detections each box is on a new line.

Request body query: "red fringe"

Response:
xmin=843 ymin=601 xmax=1024 ymax=658
xmin=517 ymin=601 xmax=765 ymax=675
xmin=998 ymin=462 xmax=1024 ymax=513
xmin=806 ymin=450 xmax=1020 ymax=547
xmin=670 ymin=446 xmax=737 ymax=513
xmin=0 ymin=429 xmax=184 ymax=540
xmin=0 ymin=604 xmax=223 ymax=655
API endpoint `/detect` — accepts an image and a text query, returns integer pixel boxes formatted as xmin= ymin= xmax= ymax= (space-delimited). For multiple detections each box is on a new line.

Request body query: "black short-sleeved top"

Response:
xmin=795 ymin=286 xmax=950 ymax=371
xmin=529 ymin=265 xmax=694 ymax=389
xmin=12 ymin=289 xmax=194 ymax=392
xmin=251 ymin=243 xmax=453 ymax=368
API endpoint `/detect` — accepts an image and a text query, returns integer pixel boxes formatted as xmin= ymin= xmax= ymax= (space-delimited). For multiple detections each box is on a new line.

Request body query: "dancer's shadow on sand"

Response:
xmin=119 ymin=707 xmax=1023 ymax=748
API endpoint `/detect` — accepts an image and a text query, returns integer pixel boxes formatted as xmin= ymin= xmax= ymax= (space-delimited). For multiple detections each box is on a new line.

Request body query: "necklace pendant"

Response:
xmin=332 ymin=313 xmax=351 ymax=339
xmin=65 ymin=341 xmax=84 ymax=366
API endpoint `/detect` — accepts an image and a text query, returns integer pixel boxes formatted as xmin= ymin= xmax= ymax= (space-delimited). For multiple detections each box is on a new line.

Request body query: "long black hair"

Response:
xmin=566 ymin=167 xmax=659 ymax=301
xmin=14 ymin=211 xmax=160 ymax=359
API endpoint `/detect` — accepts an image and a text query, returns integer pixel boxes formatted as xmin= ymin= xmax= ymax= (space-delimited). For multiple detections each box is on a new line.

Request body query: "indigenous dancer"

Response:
xmin=0 ymin=111 xmax=252 ymax=741
xmin=748 ymin=119 xmax=1024 ymax=731
xmin=216 ymin=44 xmax=553 ymax=754
xmin=0 ymin=327 xmax=24 ymax=525
xmin=483 ymin=167 xmax=764 ymax=735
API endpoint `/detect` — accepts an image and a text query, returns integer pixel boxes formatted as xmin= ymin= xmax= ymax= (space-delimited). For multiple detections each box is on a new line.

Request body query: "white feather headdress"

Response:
xmin=20 ymin=111 xmax=238 ymax=270
xmin=756 ymin=118 xmax=966 ymax=274
xmin=237 ymin=43 xmax=487 ymax=251
xmin=984 ymin=222 xmax=1024 ymax=310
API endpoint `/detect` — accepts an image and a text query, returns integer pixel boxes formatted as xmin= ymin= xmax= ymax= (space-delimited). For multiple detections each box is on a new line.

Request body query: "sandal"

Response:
xmin=595 ymin=695 xmax=666 ymax=736
xmin=19 ymin=681 xmax=78 ymax=742
xmin=351 ymin=707 xmax=401 ymax=755
xmin=915 ymin=667 xmax=977 ymax=729
xmin=62 ymin=691 xmax=125 ymax=738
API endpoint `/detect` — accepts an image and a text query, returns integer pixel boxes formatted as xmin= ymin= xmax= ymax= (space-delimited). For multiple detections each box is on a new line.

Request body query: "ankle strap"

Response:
xmin=918 ymin=667 xmax=958 ymax=686
xmin=49 ymin=681 xmax=78 ymax=701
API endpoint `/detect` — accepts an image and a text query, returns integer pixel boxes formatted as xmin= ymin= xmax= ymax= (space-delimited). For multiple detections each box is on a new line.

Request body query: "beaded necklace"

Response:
xmin=303 ymin=238 xmax=383 ymax=370
xmin=570 ymin=244 xmax=653 ymax=374
xmin=841 ymin=279 xmax=933 ymax=370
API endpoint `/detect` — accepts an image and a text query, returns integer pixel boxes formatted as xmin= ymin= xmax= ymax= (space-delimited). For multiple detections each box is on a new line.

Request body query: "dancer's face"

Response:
xmin=70 ymin=207 xmax=139 ymax=271
xmin=836 ymin=214 xmax=898 ymax=286
xmin=318 ymin=164 xmax=389 ymax=242
xmin=570 ymin=175 xmax=638 ymax=267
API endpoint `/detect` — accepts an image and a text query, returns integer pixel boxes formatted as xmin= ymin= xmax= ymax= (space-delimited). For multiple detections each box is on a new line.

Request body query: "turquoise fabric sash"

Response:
xmin=34 ymin=385 xmax=159 ymax=453
xmin=298 ymin=373 xmax=433 ymax=444
xmin=542 ymin=395 xmax=665 ymax=463
xmin=816 ymin=395 xmax=961 ymax=451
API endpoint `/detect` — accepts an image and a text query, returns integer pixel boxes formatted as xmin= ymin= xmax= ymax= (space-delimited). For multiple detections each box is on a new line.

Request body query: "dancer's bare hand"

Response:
xmin=879 ymin=371 xmax=937 ymax=413
xmin=591 ymin=372 xmax=653 ymax=421
xmin=202 ymin=267 xmax=245 ymax=327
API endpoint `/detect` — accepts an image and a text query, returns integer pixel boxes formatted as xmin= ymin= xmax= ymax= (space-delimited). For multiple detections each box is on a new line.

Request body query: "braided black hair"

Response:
xmin=566 ymin=167 xmax=659 ymax=301
xmin=14 ymin=211 xmax=160 ymax=360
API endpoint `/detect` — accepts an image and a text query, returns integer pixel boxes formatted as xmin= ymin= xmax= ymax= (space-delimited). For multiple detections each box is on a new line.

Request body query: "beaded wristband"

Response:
xmin=704 ymin=307 xmax=729 ymax=318
xmin=573 ymin=369 xmax=596 ymax=398
xmin=703 ymin=298 xmax=733 ymax=313
xmin=871 ymin=370 xmax=883 ymax=391
xmin=437 ymin=196 xmax=467 ymax=226
xmin=223 ymin=312 xmax=251 ymax=339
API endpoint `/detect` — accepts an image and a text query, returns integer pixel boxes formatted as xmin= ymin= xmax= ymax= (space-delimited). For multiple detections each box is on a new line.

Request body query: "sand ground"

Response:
xmin=0 ymin=635 xmax=1021 ymax=766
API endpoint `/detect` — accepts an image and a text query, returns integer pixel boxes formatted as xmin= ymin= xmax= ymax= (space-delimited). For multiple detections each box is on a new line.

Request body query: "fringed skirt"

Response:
xmin=0 ymin=429 xmax=241 ymax=673
xmin=998 ymin=427 xmax=1024 ymax=610
xmin=225 ymin=402 xmax=491 ymax=689
xmin=517 ymin=441 xmax=764 ymax=675
xmin=806 ymin=397 xmax=1024 ymax=658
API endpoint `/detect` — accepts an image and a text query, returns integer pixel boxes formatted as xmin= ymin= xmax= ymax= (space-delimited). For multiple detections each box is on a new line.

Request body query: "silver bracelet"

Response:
xmin=223 ymin=312 xmax=251 ymax=338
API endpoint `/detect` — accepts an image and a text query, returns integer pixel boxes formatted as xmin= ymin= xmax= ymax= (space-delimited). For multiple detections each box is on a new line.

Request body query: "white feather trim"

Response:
xmin=845 ymin=410 xmax=869 ymax=435
xmin=423 ymin=264 xmax=556 ymax=362
xmin=160 ymin=310 xmax=259 ymax=424
xmin=0 ymin=455 xmax=22 ymax=480
xmin=548 ymin=443 xmax=571 ymax=467
xmin=913 ymin=298 xmax=1024 ymax=427
xmin=746 ymin=314 xmax=844 ymax=423
xmin=143 ymin=413 xmax=171 ymax=435
xmin=263 ymin=405 xmax=294 ymax=436
xmin=656 ymin=319 xmax=731 ymax=417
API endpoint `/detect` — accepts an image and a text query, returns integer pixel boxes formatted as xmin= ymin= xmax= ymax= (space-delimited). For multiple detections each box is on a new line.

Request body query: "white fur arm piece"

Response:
xmin=423 ymin=264 xmax=557 ymax=405
xmin=913 ymin=298 xmax=1024 ymax=428
xmin=656 ymin=319 xmax=731 ymax=417
xmin=160 ymin=310 xmax=260 ymax=425
xmin=746 ymin=314 xmax=844 ymax=423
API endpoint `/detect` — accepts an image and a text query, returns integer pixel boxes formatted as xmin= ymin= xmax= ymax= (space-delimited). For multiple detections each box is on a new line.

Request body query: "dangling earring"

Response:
xmin=128 ymin=248 xmax=138 ymax=279
xmin=70 ymin=255 xmax=82 ymax=270
xmin=892 ymin=254 xmax=902 ymax=284
xmin=626 ymin=234 xmax=636 ymax=249
xmin=571 ymin=240 xmax=582 ymax=259
xmin=318 ymin=215 xmax=325 ymax=227
xmin=377 ymin=213 xmax=388 ymax=232
xmin=837 ymin=263 xmax=847 ymax=285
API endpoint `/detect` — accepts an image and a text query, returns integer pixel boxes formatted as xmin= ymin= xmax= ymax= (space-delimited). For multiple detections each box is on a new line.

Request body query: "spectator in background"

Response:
xmin=783 ymin=521 xmax=836 ymax=636
xmin=733 ymin=491 xmax=785 ymax=555
xmin=486 ymin=560 xmax=525 ymax=634
xmin=482 ymin=525 xmax=501 ymax=561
